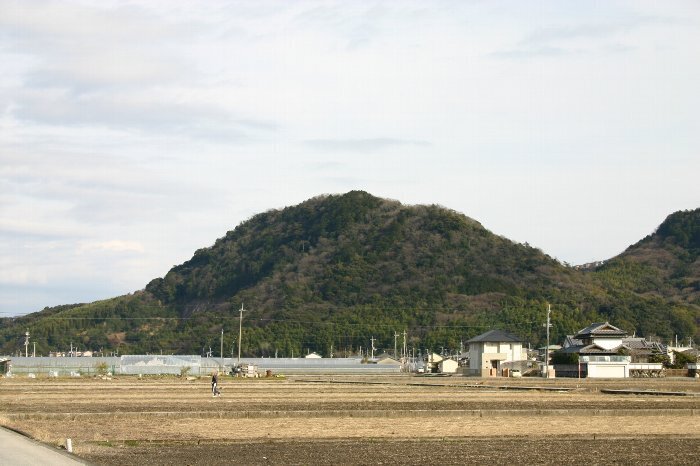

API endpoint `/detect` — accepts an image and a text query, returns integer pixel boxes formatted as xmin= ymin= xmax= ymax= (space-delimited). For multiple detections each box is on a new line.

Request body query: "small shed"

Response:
xmin=438 ymin=359 xmax=459 ymax=374
xmin=305 ymin=352 xmax=322 ymax=359
xmin=0 ymin=358 xmax=10 ymax=375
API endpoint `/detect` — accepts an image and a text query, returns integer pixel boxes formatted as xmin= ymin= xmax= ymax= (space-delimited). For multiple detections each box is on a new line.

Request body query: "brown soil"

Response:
xmin=1 ymin=375 xmax=698 ymax=465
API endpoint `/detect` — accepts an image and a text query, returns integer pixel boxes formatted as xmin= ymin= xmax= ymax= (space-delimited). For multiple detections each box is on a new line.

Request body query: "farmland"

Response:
xmin=1 ymin=375 xmax=699 ymax=465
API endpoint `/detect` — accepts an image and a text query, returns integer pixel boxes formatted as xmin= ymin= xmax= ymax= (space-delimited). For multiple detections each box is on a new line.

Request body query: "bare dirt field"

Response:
xmin=1 ymin=375 xmax=698 ymax=465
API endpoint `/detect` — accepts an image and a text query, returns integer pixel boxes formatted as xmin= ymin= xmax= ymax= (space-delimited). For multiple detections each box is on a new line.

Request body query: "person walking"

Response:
xmin=211 ymin=370 xmax=221 ymax=397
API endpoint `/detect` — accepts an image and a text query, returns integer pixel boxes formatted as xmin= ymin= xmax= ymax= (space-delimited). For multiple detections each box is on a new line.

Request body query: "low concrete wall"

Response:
xmin=554 ymin=364 xmax=588 ymax=378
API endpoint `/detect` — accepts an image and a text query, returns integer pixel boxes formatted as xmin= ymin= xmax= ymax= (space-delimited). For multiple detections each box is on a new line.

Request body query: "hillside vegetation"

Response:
xmin=1 ymin=192 xmax=698 ymax=356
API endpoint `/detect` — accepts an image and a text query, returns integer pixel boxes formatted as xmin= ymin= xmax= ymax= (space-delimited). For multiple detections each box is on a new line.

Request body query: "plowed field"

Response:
xmin=1 ymin=375 xmax=698 ymax=465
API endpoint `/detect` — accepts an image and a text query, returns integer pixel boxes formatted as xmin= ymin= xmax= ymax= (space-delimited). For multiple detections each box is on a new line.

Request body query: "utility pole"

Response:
xmin=544 ymin=304 xmax=552 ymax=379
xmin=33 ymin=342 xmax=36 ymax=358
xmin=402 ymin=330 xmax=407 ymax=361
xmin=370 ymin=336 xmax=376 ymax=360
xmin=220 ymin=328 xmax=224 ymax=369
xmin=394 ymin=332 xmax=399 ymax=359
xmin=237 ymin=303 xmax=246 ymax=365
xmin=24 ymin=331 xmax=29 ymax=358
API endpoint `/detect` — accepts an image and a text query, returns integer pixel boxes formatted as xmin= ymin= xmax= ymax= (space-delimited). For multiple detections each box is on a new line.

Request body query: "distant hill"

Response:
xmin=589 ymin=208 xmax=699 ymax=340
xmin=598 ymin=209 xmax=699 ymax=303
xmin=1 ymin=192 xmax=697 ymax=356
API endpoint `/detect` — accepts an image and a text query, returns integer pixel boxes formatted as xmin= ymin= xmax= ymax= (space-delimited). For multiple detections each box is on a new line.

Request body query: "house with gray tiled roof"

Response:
xmin=559 ymin=322 xmax=627 ymax=356
xmin=465 ymin=329 xmax=528 ymax=377
xmin=557 ymin=322 xmax=664 ymax=378
xmin=622 ymin=337 xmax=666 ymax=363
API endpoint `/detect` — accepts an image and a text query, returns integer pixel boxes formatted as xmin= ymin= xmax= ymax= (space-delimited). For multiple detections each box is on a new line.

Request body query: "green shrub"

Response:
xmin=95 ymin=362 xmax=109 ymax=376
xmin=551 ymin=352 xmax=579 ymax=365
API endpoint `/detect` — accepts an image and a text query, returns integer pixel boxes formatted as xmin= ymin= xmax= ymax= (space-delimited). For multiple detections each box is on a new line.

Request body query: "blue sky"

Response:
xmin=1 ymin=0 xmax=698 ymax=316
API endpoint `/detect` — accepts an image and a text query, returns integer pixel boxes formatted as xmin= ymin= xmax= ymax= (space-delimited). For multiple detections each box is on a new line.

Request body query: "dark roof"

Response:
xmin=622 ymin=338 xmax=664 ymax=352
xmin=622 ymin=337 xmax=647 ymax=350
xmin=467 ymin=329 xmax=522 ymax=343
xmin=563 ymin=335 xmax=583 ymax=348
xmin=574 ymin=322 xmax=627 ymax=339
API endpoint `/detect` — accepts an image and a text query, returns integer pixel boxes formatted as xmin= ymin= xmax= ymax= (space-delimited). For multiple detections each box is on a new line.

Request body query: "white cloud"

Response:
xmin=1 ymin=0 xmax=699 ymax=314
xmin=79 ymin=240 xmax=144 ymax=253
xmin=304 ymin=138 xmax=431 ymax=153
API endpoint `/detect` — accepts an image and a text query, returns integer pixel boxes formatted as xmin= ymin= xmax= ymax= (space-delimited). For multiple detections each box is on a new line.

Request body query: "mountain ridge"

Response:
xmin=1 ymin=192 xmax=697 ymax=356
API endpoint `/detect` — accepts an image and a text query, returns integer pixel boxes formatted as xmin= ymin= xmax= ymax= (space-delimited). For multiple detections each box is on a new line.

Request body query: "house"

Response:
xmin=622 ymin=337 xmax=666 ymax=363
xmin=465 ymin=330 xmax=528 ymax=377
xmin=558 ymin=322 xmax=629 ymax=378
xmin=556 ymin=322 xmax=663 ymax=378
xmin=423 ymin=352 xmax=443 ymax=373
xmin=438 ymin=358 xmax=459 ymax=374
xmin=304 ymin=352 xmax=322 ymax=359
xmin=419 ymin=353 xmax=459 ymax=374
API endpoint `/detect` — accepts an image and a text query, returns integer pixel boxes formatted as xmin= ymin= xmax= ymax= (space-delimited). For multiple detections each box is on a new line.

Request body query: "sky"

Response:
xmin=1 ymin=0 xmax=699 ymax=316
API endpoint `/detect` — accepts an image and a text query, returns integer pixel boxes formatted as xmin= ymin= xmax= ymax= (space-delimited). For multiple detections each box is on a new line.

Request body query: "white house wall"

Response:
xmin=591 ymin=337 xmax=623 ymax=350
xmin=587 ymin=363 xmax=628 ymax=378
xmin=439 ymin=359 xmax=459 ymax=373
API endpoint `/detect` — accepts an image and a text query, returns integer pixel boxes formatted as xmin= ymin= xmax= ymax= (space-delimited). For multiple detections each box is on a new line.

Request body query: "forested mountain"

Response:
xmin=588 ymin=208 xmax=699 ymax=340
xmin=1 ymin=192 xmax=698 ymax=357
